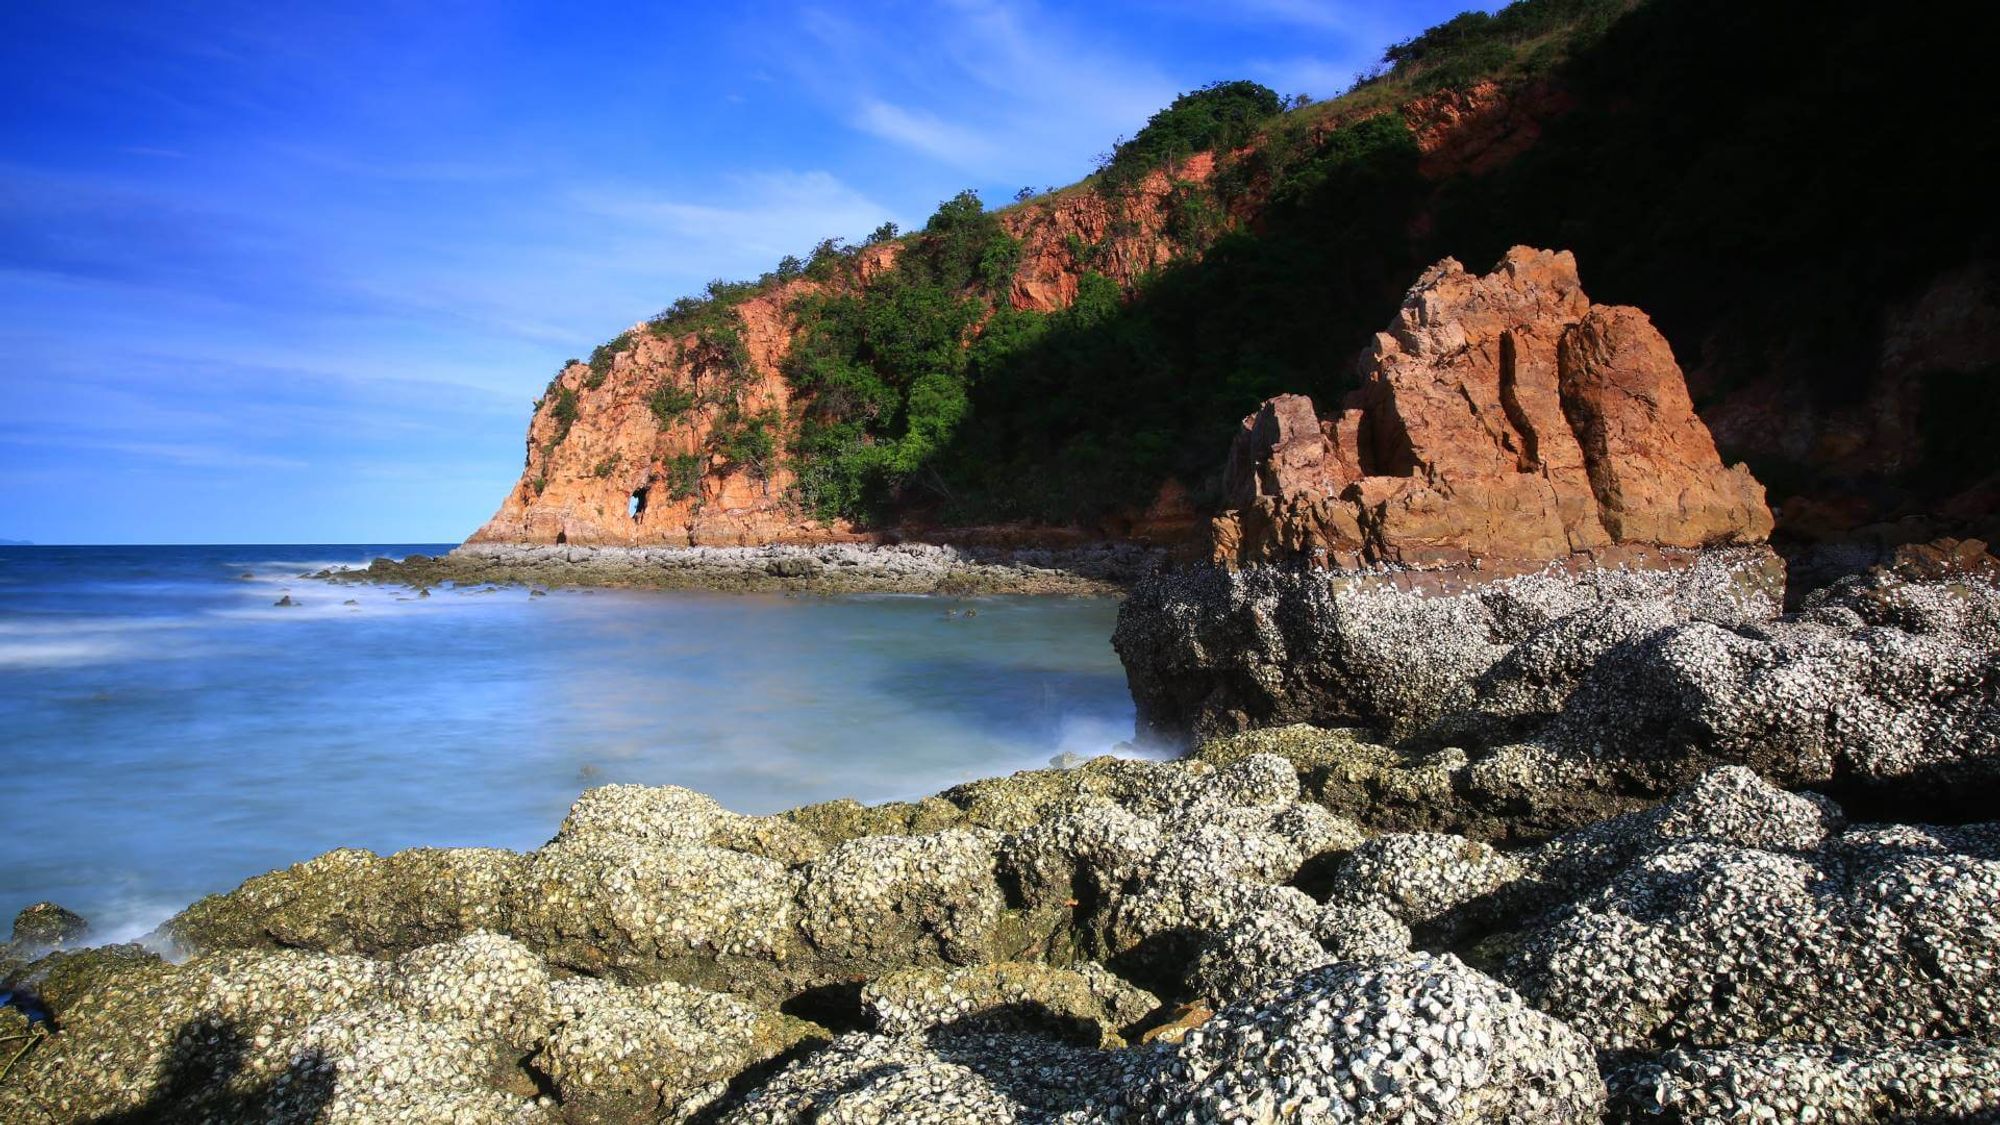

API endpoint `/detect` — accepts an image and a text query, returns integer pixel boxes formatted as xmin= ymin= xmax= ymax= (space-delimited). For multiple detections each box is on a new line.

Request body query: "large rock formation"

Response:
xmin=466 ymin=163 xmax=1212 ymax=552
xmin=1214 ymin=248 xmax=1773 ymax=569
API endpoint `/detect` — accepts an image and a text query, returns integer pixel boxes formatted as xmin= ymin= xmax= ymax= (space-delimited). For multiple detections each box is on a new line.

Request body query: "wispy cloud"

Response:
xmin=768 ymin=1 xmax=1177 ymax=182
xmin=573 ymin=170 xmax=896 ymax=273
xmin=0 ymin=432 xmax=308 ymax=472
xmin=853 ymin=100 xmax=999 ymax=168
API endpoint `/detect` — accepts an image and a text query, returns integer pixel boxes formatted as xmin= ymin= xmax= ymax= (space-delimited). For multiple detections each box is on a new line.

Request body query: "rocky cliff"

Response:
xmin=466 ymin=0 xmax=1995 ymax=558
xmin=1213 ymin=247 xmax=1771 ymax=568
xmin=467 ymin=162 xmax=1212 ymax=550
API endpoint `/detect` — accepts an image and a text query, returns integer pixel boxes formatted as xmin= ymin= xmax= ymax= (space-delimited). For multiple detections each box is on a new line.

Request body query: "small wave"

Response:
xmin=0 ymin=638 xmax=135 ymax=668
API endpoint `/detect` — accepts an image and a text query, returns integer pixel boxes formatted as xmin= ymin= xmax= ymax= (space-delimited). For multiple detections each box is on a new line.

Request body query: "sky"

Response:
xmin=0 ymin=0 xmax=1484 ymax=544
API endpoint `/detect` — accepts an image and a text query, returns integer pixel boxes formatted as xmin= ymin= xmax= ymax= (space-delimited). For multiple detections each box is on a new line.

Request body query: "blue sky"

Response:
xmin=0 ymin=0 xmax=1481 ymax=544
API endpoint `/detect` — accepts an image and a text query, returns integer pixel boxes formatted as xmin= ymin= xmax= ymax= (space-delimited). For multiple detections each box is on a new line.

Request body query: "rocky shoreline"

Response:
xmin=331 ymin=542 xmax=1174 ymax=597
xmin=4 ymin=550 xmax=1997 ymax=1122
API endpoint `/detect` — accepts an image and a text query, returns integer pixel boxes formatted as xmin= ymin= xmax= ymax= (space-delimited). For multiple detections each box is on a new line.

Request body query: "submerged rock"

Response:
xmin=8 ymin=903 xmax=88 ymax=952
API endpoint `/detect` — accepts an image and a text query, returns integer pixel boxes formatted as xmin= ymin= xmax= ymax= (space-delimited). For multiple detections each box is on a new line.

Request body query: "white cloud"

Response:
xmin=767 ymin=1 xmax=1178 ymax=182
xmin=0 ymin=432 xmax=308 ymax=471
xmin=572 ymin=169 xmax=896 ymax=272
xmin=853 ymin=100 xmax=998 ymax=168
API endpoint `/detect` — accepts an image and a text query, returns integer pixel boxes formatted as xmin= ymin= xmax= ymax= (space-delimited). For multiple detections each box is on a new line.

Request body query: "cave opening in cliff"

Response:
xmin=628 ymin=487 xmax=647 ymax=521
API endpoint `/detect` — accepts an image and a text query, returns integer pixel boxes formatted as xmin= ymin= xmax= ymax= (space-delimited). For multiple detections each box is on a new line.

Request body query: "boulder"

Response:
xmin=8 ymin=903 xmax=88 ymax=952
xmin=1212 ymin=247 xmax=1771 ymax=568
xmin=539 ymin=977 xmax=824 ymax=1123
xmin=860 ymin=960 xmax=1156 ymax=1046
xmin=1129 ymin=953 xmax=1606 ymax=1123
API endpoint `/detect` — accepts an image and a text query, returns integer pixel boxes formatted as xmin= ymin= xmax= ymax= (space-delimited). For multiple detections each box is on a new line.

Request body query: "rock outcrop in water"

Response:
xmin=1213 ymin=248 xmax=1773 ymax=569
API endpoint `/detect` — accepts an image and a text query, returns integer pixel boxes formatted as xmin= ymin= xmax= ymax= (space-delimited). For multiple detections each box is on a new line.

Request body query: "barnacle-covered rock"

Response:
xmin=508 ymin=838 xmax=796 ymax=995
xmin=861 ymin=960 xmax=1156 ymax=1046
xmin=1503 ymin=826 xmax=2000 ymax=1052
xmin=1607 ymin=1038 xmax=2000 ymax=1124
xmin=1188 ymin=912 xmax=1333 ymax=1005
xmin=1131 ymin=953 xmax=1605 ymax=1122
xmin=796 ymin=830 xmax=1012 ymax=973
xmin=388 ymin=930 xmax=554 ymax=1048
xmin=540 ymin=977 xmax=824 ymax=1123
xmin=1323 ymin=831 xmax=1524 ymax=936
xmin=163 ymin=846 xmax=525 ymax=957
xmin=556 ymin=783 xmax=828 ymax=864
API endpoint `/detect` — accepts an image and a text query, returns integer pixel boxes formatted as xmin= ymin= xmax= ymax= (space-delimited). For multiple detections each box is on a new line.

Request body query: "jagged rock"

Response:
xmin=1606 ymin=1038 xmax=2000 ymax=1123
xmin=1129 ymin=953 xmax=1606 ymax=1123
xmin=163 ymin=846 xmax=525 ymax=957
xmin=1500 ymin=821 xmax=2000 ymax=1053
xmin=1213 ymin=247 xmax=1770 ymax=567
xmin=860 ymin=961 xmax=1156 ymax=1047
xmin=539 ymin=977 xmax=823 ymax=1123
xmin=795 ymin=830 xmax=1014 ymax=974
xmin=8 ymin=903 xmax=87 ymax=952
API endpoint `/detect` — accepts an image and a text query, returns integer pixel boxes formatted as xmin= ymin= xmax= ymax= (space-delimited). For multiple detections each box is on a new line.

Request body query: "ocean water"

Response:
xmin=0 ymin=544 xmax=1146 ymax=941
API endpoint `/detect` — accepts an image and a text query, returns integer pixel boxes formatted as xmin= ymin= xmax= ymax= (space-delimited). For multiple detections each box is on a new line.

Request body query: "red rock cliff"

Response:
xmin=467 ymin=161 xmax=1211 ymax=549
xmin=1213 ymin=248 xmax=1772 ymax=568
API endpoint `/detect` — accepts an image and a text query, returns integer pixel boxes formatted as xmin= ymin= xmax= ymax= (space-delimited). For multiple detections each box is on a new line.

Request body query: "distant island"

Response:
xmin=0 ymin=539 xmax=34 ymax=546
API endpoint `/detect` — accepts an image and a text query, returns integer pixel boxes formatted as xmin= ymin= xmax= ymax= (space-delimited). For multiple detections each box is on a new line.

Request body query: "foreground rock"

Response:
xmin=1120 ymin=551 xmax=2000 ymax=834
xmin=336 ymin=541 xmax=1168 ymax=596
xmin=6 ymin=749 xmax=1997 ymax=1122
xmin=1213 ymin=247 xmax=1771 ymax=569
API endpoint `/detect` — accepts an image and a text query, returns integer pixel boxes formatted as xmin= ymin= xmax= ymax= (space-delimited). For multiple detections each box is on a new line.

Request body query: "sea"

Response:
xmin=0 ymin=544 xmax=1146 ymax=942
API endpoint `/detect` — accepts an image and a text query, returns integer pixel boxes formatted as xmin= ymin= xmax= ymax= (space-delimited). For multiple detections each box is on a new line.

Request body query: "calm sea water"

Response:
xmin=0 ymin=545 xmax=1144 ymax=940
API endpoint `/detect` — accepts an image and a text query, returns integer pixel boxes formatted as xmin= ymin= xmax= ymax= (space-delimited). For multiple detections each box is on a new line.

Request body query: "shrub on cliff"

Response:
xmin=648 ymin=382 xmax=697 ymax=429
xmin=1097 ymin=80 xmax=1282 ymax=190
xmin=666 ymin=453 xmax=703 ymax=500
xmin=1379 ymin=0 xmax=1631 ymax=89
xmin=585 ymin=332 xmax=632 ymax=389
xmin=547 ymin=386 xmax=580 ymax=448
xmin=784 ymin=192 xmax=1013 ymax=520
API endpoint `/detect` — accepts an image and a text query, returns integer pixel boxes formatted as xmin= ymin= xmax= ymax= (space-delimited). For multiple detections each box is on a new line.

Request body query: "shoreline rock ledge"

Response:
xmin=1213 ymin=246 xmax=1772 ymax=570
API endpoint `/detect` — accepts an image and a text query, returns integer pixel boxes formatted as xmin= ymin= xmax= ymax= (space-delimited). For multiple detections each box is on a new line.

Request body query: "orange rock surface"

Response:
xmin=1215 ymin=248 xmax=1773 ymax=568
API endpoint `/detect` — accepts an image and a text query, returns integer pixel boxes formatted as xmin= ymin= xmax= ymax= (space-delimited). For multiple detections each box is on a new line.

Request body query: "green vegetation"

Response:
xmin=536 ymin=0 xmax=1996 ymax=524
xmin=784 ymin=190 xmax=1018 ymax=519
xmin=585 ymin=333 xmax=632 ymax=389
xmin=715 ymin=407 xmax=781 ymax=480
xmin=1375 ymin=0 xmax=1631 ymax=90
xmin=546 ymin=386 xmax=580 ymax=448
xmin=591 ymin=453 xmax=621 ymax=478
xmin=665 ymin=453 xmax=704 ymax=500
xmin=648 ymin=381 xmax=698 ymax=429
xmin=1096 ymin=81 xmax=1283 ymax=190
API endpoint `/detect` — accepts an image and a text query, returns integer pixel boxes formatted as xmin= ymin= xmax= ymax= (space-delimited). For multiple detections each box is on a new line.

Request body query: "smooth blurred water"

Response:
xmin=0 ymin=544 xmax=1145 ymax=940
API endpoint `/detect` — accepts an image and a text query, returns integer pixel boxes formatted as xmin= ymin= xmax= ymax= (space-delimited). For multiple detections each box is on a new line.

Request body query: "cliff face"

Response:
xmin=1213 ymin=248 xmax=1771 ymax=568
xmin=469 ymin=162 xmax=1211 ymax=549
xmin=469 ymin=0 xmax=1996 ymax=552
xmin=468 ymin=278 xmax=841 ymax=549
